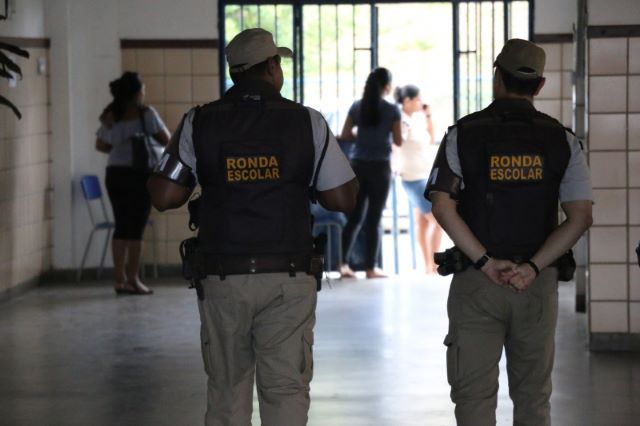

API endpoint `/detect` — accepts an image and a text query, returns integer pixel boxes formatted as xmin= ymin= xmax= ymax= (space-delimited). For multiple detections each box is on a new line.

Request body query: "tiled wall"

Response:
xmin=588 ymin=35 xmax=640 ymax=337
xmin=535 ymin=41 xmax=574 ymax=127
xmin=0 ymin=45 xmax=52 ymax=293
xmin=120 ymin=45 xmax=220 ymax=266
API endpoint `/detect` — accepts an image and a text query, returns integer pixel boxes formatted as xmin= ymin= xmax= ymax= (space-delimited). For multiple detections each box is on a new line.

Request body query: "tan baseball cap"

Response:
xmin=225 ymin=28 xmax=293 ymax=73
xmin=494 ymin=38 xmax=546 ymax=80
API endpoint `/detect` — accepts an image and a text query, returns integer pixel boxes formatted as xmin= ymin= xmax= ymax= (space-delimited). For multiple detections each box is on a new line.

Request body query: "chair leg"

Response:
xmin=152 ymin=222 xmax=158 ymax=279
xmin=97 ymin=228 xmax=112 ymax=280
xmin=77 ymin=229 xmax=96 ymax=283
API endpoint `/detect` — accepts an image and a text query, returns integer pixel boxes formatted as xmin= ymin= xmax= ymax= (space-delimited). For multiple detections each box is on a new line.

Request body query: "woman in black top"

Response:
xmin=339 ymin=68 xmax=403 ymax=279
xmin=96 ymin=72 xmax=170 ymax=294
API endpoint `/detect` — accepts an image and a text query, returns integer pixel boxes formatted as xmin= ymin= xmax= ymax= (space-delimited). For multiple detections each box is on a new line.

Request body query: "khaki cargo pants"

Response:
xmin=197 ymin=272 xmax=317 ymax=426
xmin=445 ymin=268 xmax=558 ymax=426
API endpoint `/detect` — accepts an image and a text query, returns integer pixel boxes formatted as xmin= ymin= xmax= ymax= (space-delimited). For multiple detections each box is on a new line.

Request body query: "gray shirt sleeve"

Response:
xmin=444 ymin=127 xmax=464 ymax=189
xmin=144 ymin=106 xmax=169 ymax=135
xmin=306 ymin=107 xmax=356 ymax=191
xmin=559 ymin=130 xmax=593 ymax=203
xmin=177 ymin=107 xmax=356 ymax=191
xmin=96 ymin=125 xmax=111 ymax=144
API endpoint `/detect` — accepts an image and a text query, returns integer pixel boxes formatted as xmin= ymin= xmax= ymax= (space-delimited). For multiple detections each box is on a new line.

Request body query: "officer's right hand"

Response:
xmin=481 ymin=258 xmax=518 ymax=288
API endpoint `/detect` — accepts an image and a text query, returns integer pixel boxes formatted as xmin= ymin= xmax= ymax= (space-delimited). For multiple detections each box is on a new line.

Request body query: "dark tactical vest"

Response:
xmin=457 ymin=99 xmax=571 ymax=259
xmin=192 ymin=80 xmax=315 ymax=257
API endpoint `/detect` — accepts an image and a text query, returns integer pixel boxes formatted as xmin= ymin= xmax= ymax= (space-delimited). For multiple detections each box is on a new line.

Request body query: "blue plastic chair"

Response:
xmin=76 ymin=175 xmax=115 ymax=282
xmin=76 ymin=175 xmax=158 ymax=282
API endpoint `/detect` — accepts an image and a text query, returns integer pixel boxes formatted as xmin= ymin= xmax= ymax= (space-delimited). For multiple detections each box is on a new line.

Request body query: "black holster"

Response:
xmin=310 ymin=233 xmax=327 ymax=291
xmin=179 ymin=237 xmax=206 ymax=300
xmin=555 ymin=250 xmax=576 ymax=282
xmin=434 ymin=247 xmax=472 ymax=276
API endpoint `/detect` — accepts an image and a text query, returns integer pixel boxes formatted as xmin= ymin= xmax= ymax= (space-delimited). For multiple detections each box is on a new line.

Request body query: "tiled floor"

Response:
xmin=0 ymin=273 xmax=638 ymax=426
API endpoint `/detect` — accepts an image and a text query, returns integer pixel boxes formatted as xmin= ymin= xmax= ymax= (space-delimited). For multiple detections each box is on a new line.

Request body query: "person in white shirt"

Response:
xmin=393 ymin=85 xmax=442 ymax=273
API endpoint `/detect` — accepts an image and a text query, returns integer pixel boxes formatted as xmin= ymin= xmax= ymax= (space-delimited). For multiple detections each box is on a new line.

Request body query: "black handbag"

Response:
xmin=131 ymin=107 xmax=163 ymax=172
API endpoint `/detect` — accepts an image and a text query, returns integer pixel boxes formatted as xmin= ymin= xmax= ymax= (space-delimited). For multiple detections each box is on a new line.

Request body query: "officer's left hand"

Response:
xmin=481 ymin=258 xmax=518 ymax=288
xmin=508 ymin=263 xmax=537 ymax=293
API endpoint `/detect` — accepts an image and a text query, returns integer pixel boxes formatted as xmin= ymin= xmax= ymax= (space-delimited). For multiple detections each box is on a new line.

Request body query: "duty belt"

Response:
xmin=201 ymin=253 xmax=313 ymax=278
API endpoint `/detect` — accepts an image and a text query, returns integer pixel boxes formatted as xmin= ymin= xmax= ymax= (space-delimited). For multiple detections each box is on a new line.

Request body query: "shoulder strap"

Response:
xmin=309 ymin=119 xmax=331 ymax=204
xmin=139 ymin=107 xmax=149 ymax=135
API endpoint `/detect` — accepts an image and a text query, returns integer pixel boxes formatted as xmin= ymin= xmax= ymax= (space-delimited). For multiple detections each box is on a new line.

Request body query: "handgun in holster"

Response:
xmin=555 ymin=249 xmax=576 ymax=282
xmin=179 ymin=237 xmax=206 ymax=300
xmin=310 ymin=232 xmax=327 ymax=291
xmin=434 ymin=247 xmax=472 ymax=276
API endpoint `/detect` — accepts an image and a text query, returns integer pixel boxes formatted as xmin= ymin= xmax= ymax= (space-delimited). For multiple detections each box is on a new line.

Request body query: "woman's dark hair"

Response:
xmin=394 ymin=84 xmax=420 ymax=104
xmin=102 ymin=71 xmax=143 ymax=122
xmin=496 ymin=65 xmax=543 ymax=97
xmin=360 ymin=67 xmax=392 ymax=126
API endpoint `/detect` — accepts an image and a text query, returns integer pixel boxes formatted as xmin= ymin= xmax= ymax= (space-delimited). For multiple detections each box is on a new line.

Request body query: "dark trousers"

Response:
xmin=341 ymin=160 xmax=391 ymax=269
xmin=105 ymin=166 xmax=151 ymax=240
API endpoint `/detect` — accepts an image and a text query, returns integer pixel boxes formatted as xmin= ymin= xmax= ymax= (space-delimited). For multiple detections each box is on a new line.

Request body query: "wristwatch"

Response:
xmin=474 ymin=253 xmax=491 ymax=270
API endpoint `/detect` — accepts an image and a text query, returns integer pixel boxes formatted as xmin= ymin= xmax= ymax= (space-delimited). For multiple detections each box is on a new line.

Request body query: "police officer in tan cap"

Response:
xmin=147 ymin=28 xmax=358 ymax=425
xmin=426 ymin=39 xmax=593 ymax=425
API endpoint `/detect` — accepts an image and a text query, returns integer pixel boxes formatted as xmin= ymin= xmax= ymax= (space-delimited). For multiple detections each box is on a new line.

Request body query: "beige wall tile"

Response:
xmin=143 ymin=76 xmax=165 ymax=103
xmin=590 ymin=226 xmax=627 ymax=262
xmin=631 ymin=303 xmax=640 ymax=333
xmin=542 ymin=43 xmax=562 ymax=72
xmin=630 ymin=152 xmax=640 ymax=187
xmin=589 ymin=76 xmax=627 ymax=113
xmin=592 ymin=189 xmax=627 ymax=225
xmin=589 ymin=152 xmax=627 ymax=188
xmin=164 ymin=104 xmax=191 ymax=132
xmin=167 ymin=241 xmax=182 ymax=264
xmin=192 ymin=49 xmax=219 ymax=75
xmin=590 ymin=264 xmax=628 ymax=300
xmin=538 ymin=71 xmax=562 ymax=100
xmin=628 ymin=76 xmax=640 ymax=113
xmin=629 ymin=113 xmax=640 ymax=150
xmin=167 ymin=213 xmax=192 ymax=241
xmin=590 ymin=301 xmax=628 ymax=332
xmin=589 ymin=38 xmax=628 ymax=75
xmin=588 ymin=114 xmax=627 ymax=150
xmin=165 ymin=76 xmax=192 ymax=103
xmin=562 ymin=43 xmax=573 ymax=71
xmin=631 ymin=265 xmax=640 ymax=300
xmin=629 ymin=38 xmax=640 ymax=74
xmin=534 ymin=100 xmax=561 ymax=121
xmin=630 ymin=190 xmax=640 ymax=225
xmin=192 ymin=76 xmax=219 ymax=103
xmin=136 ymin=49 xmax=165 ymax=75
xmin=164 ymin=49 xmax=192 ymax=75
xmin=122 ymin=49 xmax=136 ymax=71
xmin=142 ymin=240 xmax=167 ymax=264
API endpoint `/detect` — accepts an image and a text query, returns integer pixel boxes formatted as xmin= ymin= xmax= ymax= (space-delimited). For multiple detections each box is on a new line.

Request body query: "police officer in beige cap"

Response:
xmin=426 ymin=38 xmax=593 ymax=425
xmin=148 ymin=28 xmax=358 ymax=425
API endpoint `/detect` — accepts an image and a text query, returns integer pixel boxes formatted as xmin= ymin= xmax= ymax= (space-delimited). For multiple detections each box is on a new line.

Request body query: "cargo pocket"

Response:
xmin=200 ymin=325 xmax=214 ymax=378
xmin=301 ymin=329 xmax=314 ymax=383
xmin=443 ymin=333 xmax=459 ymax=387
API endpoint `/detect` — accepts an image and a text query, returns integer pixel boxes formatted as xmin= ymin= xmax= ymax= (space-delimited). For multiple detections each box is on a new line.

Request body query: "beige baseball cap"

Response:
xmin=494 ymin=38 xmax=546 ymax=80
xmin=225 ymin=28 xmax=293 ymax=73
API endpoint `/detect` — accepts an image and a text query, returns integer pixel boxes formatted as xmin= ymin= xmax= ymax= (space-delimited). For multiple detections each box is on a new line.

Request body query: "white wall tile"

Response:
xmin=562 ymin=43 xmax=573 ymax=71
xmin=538 ymin=71 xmax=562 ymax=99
xmin=591 ymin=301 xmax=628 ymax=332
xmin=588 ymin=114 xmax=626 ymax=150
xmin=630 ymin=303 xmax=640 ymax=333
xmin=589 ymin=152 xmax=627 ymax=188
xmin=629 ymin=113 xmax=640 ymax=150
xmin=630 ymin=190 xmax=640 ymax=225
xmin=592 ymin=189 xmax=627 ymax=225
xmin=630 ymin=152 xmax=640 ymax=187
xmin=542 ymin=43 xmax=562 ymax=71
xmin=590 ymin=226 xmax=627 ymax=263
xmin=562 ymin=100 xmax=573 ymax=128
xmin=631 ymin=265 xmax=640 ymax=300
xmin=589 ymin=38 xmax=628 ymax=75
xmin=629 ymin=38 xmax=640 ymax=74
xmin=629 ymin=76 xmax=640 ymax=113
xmin=629 ymin=227 xmax=640 ymax=263
xmin=590 ymin=264 xmax=628 ymax=300
xmin=562 ymin=71 xmax=572 ymax=99
xmin=534 ymin=100 xmax=561 ymax=121
xmin=589 ymin=76 xmax=627 ymax=113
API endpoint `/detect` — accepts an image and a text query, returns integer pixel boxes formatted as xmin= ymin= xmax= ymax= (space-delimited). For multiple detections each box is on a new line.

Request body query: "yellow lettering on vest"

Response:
xmin=535 ymin=168 xmax=543 ymax=180
xmin=259 ymin=156 xmax=268 ymax=168
xmin=269 ymin=156 xmax=278 ymax=167
xmin=490 ymin=156 xmax=500 ymax=168
xmin=522 ymin=156 xmax=532 ymax=167
xmin=533 ymin=155 xmax=542 ymax=167
xmin=500 ymin=156 xmax=510 ymax=167
xmin=227 ymin=170 xmax=235 ymax=182
xmin=490 ymin=169 xmax=498 ymax=180
xmin=273 ymin=168 xmax=280 ymax=179
xmin=511 ymin=155 xmax=522 ymax=167
xmin=227 ymin=158 xmax=236 ymax=170
xmin=236 ymin=158 xmax=247 ymax=169
xmin=248 ymin=157 xmax=258 ymax=169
